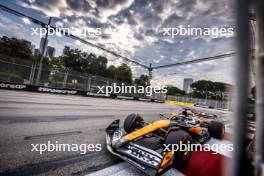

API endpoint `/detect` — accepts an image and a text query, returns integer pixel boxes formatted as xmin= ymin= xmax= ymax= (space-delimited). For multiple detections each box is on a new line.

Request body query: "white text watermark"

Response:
xmin=31 ymin=141 xmax=102 ymax=154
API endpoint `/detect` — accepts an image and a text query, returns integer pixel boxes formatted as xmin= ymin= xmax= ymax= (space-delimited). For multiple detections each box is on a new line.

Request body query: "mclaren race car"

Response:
xmin=105 ymin=109 xmax=225 ymax=176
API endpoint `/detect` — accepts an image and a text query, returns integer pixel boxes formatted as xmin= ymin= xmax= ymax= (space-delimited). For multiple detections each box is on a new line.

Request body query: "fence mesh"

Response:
xmin=0 ymin=58 xmax=166 ymax=100
xmin=0 ymin=57 xmax=233 ymax=107
xmin=166 ymin=95 xmax=232 ymax=110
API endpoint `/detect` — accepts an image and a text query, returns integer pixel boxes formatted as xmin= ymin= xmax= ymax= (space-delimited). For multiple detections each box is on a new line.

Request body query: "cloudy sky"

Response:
xmin=0 ymin=0 xmax=237 ymax=89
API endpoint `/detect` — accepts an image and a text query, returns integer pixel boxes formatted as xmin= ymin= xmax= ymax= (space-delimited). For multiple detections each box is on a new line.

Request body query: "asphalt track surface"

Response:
xmin=0 ymin=90 xmax=232 ymax=176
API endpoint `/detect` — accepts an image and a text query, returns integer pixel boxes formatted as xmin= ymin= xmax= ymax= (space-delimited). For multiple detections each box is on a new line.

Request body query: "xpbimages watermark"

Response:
xmin=162 ymin=25 xmax=234 ymax=38
xmin=31 ymin=25 xmax=234 ymax=39
xmin=97 ymin=83 xmax=167 ymax=96
xmin=31 ymin=141 xmax=102 ymax=154
xmin=163 ymin=141 xmax=233 ymax=154
xmin=31 ymin=26 xmax=102 ymax=38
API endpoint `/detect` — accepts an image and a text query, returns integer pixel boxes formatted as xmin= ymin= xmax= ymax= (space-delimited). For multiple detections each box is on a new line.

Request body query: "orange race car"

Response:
xmin=105 ymin=109 xmax=225 ymax=176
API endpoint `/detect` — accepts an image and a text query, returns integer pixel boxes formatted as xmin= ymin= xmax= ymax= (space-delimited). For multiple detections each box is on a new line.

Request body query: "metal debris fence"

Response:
xmin=0 ymin=58 xmax=166 ymax=100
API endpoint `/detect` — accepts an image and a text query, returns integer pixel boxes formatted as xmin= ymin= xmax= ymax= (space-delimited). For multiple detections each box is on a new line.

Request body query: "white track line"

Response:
xmin=86 ymin=162 xmax=184 ymax=176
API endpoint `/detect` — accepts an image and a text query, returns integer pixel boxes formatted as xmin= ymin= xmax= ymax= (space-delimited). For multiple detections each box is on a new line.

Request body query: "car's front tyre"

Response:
xmin=164 ymin=130 xmax=193 ymax=168
xmin=123 ymin=113 xmax=144 ymax=133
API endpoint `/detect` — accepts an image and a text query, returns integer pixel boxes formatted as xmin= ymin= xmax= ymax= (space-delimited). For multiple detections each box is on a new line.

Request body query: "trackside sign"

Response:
xmin=0 ymin=81 xmax=162 ymax=103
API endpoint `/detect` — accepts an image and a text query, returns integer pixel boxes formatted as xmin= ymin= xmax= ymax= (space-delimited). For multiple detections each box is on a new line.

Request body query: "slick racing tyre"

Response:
xmin=208 ymin=121 xmax=225 ymax=139
xmin=124 ymin=113 xmax=144 ymax=133
xmin=164 ymin=130 xmax=193 ymax=168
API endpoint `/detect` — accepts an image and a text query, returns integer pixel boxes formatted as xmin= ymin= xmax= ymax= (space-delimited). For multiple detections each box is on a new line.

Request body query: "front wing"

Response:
xmin=105 ymin=120 xmax=173 ymax=176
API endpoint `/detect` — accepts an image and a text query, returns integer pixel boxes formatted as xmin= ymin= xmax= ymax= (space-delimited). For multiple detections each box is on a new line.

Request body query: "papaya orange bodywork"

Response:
xmin=124 ymin=120 xmax=170 ymax=141
xmin=188 ymin=127 xmax=202 ymax=134
xmin=158 ymin=151 xmax=174 ymax=173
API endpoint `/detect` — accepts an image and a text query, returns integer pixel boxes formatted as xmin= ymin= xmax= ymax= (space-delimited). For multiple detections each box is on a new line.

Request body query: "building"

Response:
xmin=183 ymin=78 xmax=193 ymax=93
xmin=45 ymin=46 xmax=55 ymax=58
xmin=39 ymin=38 xmax=48 ymax=55
xmin=39 ymin=38 xmax=55 ymax=58
xmin=34 ymin=49 xmax=40 ymax=56
xmin=30 ymin=44 xmax=35 ymax=53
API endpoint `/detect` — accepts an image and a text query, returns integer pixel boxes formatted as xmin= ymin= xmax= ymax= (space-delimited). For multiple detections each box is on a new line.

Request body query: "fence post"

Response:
xmin=29 ymin=63 xmax=35 ymax=84
xmin=255 ymin=0 xmax=264 ymax=175
xmin=231 ymin=0 xmax=251 ymax=175
xmin=36 ymin=17 xmax=52 ymax=85
xmin=62 ymin=69 xmax=69 ymax=88
xmin=29 ymin=64 xmax=32 ymax=84
xmin=87 ymin=76 xmax=92 ymax=91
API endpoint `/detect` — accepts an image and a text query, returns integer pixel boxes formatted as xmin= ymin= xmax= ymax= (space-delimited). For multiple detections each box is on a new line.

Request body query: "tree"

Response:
xmin=0 ymin=36 xmax=35 ymax=83
xmin=61 ymin=46 xmax=134 ymax=82
xmin=134 ymin=74 xmax=150 ymax=87
xmin=166 ymin=86 xmax=185 ymax=96
xmin=49 ymin=56 xmax=65 ymax=72
xmin=62 ymin=46 xmax=83 ymax=72
xmin=0 ymin=36 xmax=33 ymax=60
xmin=107 ymin=65 xmax=117 ymax=79
xmin=190 ymin=80 xmax=233 ymax=100
xmin=88 ymin=54 xmax=107 ymax=76
xmin=62 ymin=46 xmax=109 ymax=77
xmin=97 ymin=56 xmax=108 ymax=77
xmin=32 ymin=54 xmax=50 ymax=83
xmin=191 ymin=80 xmax=227 ymax=92
xmin=116 ymin=63 xmax=133 ymax=84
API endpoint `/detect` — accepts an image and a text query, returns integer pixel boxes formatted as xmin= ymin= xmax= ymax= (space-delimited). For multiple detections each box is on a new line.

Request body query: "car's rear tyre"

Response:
xmin=164 ymin=130 xmax=193 ymax=168
xmin=124 ymin=113 xmax=144 ymax=133
xmin=208 ymin=121 xmax=225 ymax=139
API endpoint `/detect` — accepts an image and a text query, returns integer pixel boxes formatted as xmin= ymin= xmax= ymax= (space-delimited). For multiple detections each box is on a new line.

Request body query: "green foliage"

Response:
xmin=166 ymin=86 xmax=185 ymax=96
xmin=107 ymin=65 xmax=117 ymax=79
xmin=191 ymin=80 xmax=227 ymax=92
xmin=0 ymin=36 xmax=135 ymax=85
xmin=134 ymin=74 xmax=150 ymax=87
xmin=0 ymin=36 xmax=33 ymax=60
xmin=190 ymin=80 xmax=233 ymax=100
xmin=63 ymin=46 xmax=83 ymax=72
xmin=32 ymin=54 xmax=50 ymax=82
xmin=62 ymin=46 xmax=133 ymax=83
xmin=62 ymin=47 xmax=108 ymax=76
xmin=0 ymin=71 xmax=23 ymax=82
xmin=49 ymin=57 xmax=65 ymax=72
xmin=115 ymin=63 xmax=133 ymax=84
xmin=0 ymin=36 xmax=36 ymax=83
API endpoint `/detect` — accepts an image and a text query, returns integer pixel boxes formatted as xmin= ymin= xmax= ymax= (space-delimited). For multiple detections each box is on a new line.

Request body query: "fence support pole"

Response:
xmin=36 ymin=17 xmax=52 ymax=85
xmin=62 ymin=68 xmax=69 ymax=88
xmin=87 ymin=77 xmax=92 ymax=91
xmin=255 ymin=0 xmax=264 ymax=175
xmin=29 ymin=64 xmax=34 ymax=84
xmin=231 ymin=0 xmax=250 ymax=175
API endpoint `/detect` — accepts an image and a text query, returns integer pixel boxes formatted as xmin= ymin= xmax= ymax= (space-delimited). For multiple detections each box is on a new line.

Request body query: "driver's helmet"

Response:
xmin=183 ymin=109 xmax=193 ymax=116
xmin=186 ymin=110 xmax=193 ymax=116
xmin=172 ymin=112 xmax=180 ymax=117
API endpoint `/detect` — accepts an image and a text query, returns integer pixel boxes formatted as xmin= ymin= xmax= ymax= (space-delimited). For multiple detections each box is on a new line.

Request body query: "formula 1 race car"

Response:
xmin=105 ymin=109 xmax=225 ymax=176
